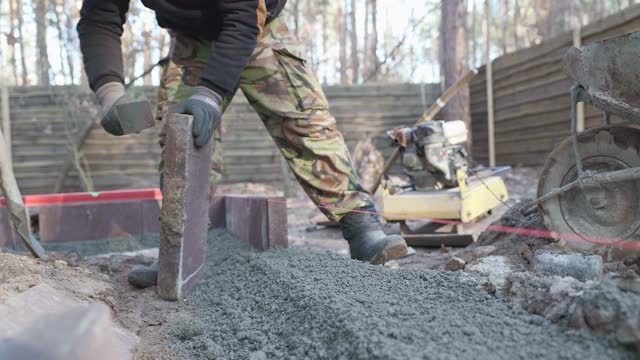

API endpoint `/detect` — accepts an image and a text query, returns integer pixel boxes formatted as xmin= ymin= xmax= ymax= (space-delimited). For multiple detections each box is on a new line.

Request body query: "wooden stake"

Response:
xmin=573 ymin=27 xmax=585 ymax=132
xmin=0 ymin=123 xmax=46 ymax=258
xmin=484 ymin=0 xmax=496 ymax=168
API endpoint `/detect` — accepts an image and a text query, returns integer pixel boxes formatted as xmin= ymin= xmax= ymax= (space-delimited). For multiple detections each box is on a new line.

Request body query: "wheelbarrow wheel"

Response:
xmin=538 ymin=126 xmax=640 ymax=258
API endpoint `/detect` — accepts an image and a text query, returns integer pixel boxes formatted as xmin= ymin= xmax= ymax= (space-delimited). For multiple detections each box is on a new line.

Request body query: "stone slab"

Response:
xmin=0 ymin=284 xmax=79 ymax=338
xmin=0 ymin=284 xmax=138 ymax=359
xmin=466 ymin=255 xmax=514 ymax=289
xmin=0 ymin=304 xmax=134 ymax=360
xmin=37 ymin=199 xmax=160 ymax=243
xmin=115 ymin=99 xmax=155 ymax=135
xmin=225 ymin=195 xmax=288 ymax=252
xmin=445 ymin=257 xmax=466 ymax=271
xmin=533 ymin=251 xmax=603 ymax=282
xmin=158 ymin=114 xmax=212 ymax=301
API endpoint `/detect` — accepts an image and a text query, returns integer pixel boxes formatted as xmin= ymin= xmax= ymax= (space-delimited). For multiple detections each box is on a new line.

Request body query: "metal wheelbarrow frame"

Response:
xmin=525 ymin=31 xmax=640 ymax=228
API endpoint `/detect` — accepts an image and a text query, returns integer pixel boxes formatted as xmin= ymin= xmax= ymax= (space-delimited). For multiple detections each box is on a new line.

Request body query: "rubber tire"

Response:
xmin=537 ymin=126 xmax=640 ymax=257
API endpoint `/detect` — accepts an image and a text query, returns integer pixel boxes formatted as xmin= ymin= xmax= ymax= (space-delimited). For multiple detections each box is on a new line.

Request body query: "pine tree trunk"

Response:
xmin=302 ymin=0 xmax=320 ymax=74
xmin=441 ymin=0 xmax=471 ymax=152
xmin=597 ymin=0 xmax=607 ymax=18
xmin=143 ymin=20 xmax=153 ymax=86
xmin=338 ymin=1 xmax=348 ymax=85
xmin=363 ymin=0 xmax=370 ymax=76
xmin=35 ymin=0 xmax=51 ymax=85
xmin=16 ymin=0 xmax=28 ymax=85
xmin=159 ymin=31 xmax=168 ymax=58
xmin=321 ymin=0 xmax=328 ymax=84
xmin=513 ymin=0 xmax=521 ymax=49
xmin=122 ymin=5 xmax=137 ymax=84
xmin=51 ymin=0 xmax=69 ymax=83
xmin=8 ymin=0 xmax=19 ymax=84
xmin=64 ymin=0 xmax=77 ymax=85
xmin=349 ymin=0 xmax=359 ymax=84
xmin=533 ymin=0 xmax=549 ymax=41
xmin=548 ymin=1 xmax=568 ymax=37
xmin=470 ymin=0 xmax=477 ymax=67
xmin=501 ymin=0 xmax=509 ymax=54
xmin=370 ymin=0 xmax=378 ymax=82
xmin=293 ymin=0 xmax=300 ymax=38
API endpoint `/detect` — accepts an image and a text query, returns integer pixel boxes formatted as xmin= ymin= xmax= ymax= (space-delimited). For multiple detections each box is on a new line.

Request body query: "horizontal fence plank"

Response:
xmin=7 ymin=83 xmax=436 ymax=194
xmin=470 ymin=5 xmax=640 ymax=167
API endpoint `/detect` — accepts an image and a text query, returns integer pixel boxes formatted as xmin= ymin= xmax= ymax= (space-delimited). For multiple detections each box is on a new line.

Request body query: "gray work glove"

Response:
xmin=174 ymin=86 xmax=222 ymax=148
xmin=95 ymin=82 xmax=128 ymax=136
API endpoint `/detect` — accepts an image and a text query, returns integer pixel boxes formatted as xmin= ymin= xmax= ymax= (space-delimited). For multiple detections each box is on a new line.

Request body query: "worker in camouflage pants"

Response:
xmin=157 ymin=18 xmax=377 ymax=221
xmin=78 ymin=0 xmax=408 ymax=289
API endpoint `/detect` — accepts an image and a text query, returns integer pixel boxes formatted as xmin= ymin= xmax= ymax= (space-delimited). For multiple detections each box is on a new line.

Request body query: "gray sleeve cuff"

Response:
xmin=95 ymin=82 xmax=126 ymax=110
xmin=191 ymin=86 xmax=223 ymax=108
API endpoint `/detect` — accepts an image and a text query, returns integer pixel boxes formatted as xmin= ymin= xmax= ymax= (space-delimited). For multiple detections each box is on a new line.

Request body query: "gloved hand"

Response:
xmin=95 ymin=82 xmax=128 ymax=136
xmin=174 ymin=86 xmax=222 ymax=148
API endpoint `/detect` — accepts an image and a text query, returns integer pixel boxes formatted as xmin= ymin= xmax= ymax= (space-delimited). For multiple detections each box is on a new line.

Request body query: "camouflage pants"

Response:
xmin=157 ymin=17 xmax=374 ymax=221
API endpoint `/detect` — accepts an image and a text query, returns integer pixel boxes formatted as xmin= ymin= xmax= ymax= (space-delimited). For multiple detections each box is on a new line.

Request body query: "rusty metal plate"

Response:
xmin=224 ymin=195 xmax=288 ymax=252
xmin=563 ymin=31 xmax=640 ymax=119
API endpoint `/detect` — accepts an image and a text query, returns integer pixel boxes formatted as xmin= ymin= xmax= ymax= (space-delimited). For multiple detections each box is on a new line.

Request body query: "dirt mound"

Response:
xmin=81 ymin=249 xmax=186 ymax=360
xmin=475 ymin=201 xmax=640 ymax=276
xmin=508 ymin=272 xmax=640 ymax=350
xmin=474 ymin=201 xmax=557 ymax=270
xmin=166 ymin=230 xmax=634 ymax=359
xmin=0 ymin=249 xmax=112 ymax=304
xmin=471 ymin=201 xmax=640 ymax=351
xmin=0 ymin=248 xmax=184 ymax=359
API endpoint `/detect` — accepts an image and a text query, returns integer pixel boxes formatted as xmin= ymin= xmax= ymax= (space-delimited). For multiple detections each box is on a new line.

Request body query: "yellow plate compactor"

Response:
xmin=382 ymin=120 xmax=509 ymax=247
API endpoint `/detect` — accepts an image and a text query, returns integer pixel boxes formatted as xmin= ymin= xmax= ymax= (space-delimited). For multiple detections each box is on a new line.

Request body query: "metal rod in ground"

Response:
xmin=0 ymin=125 xmax=46 ymax=258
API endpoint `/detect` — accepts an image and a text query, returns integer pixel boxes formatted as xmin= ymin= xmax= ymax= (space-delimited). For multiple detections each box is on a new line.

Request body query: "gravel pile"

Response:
xmin=167 ymin=230 xmax=634 ymax=359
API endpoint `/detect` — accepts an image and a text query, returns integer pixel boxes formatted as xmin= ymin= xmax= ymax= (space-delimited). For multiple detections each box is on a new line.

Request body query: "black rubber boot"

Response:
xmin=127 ymin=259 xmax=159 ymax=289
xmin=340 ymin=206 xmax=408 ymax=265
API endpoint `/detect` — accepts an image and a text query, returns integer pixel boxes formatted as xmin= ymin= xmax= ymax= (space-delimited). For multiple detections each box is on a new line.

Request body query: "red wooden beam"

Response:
xmin=0 ymin=188 xmax=162 ymax=208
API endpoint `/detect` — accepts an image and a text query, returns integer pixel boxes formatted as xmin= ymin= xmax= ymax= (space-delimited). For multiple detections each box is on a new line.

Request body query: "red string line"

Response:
xmin=277 ymin=199 xmax=640 ymax=251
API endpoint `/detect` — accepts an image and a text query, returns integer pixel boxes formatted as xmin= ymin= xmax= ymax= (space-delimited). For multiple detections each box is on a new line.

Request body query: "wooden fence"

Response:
xmin=471 ymin=5 xmax=640 ymax=166
xmin=7 ymin=5 xmax=637 ymax=195
xmin=0 ymin=84 xmax=439 ymax=195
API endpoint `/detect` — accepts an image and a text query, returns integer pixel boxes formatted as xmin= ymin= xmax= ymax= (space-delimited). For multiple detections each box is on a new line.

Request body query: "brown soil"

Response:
xmin=471 ymin=200 xmax=640 ymax=350
xmin=82 ymin=252 xmax=187 ymax=359
xmin=0 ymin=247 xmax=184 ymax=358
xmin=0 ymin=250 xmax=110 ymax=304
xmin=473 ymin=201 xmax=558 ymax=270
